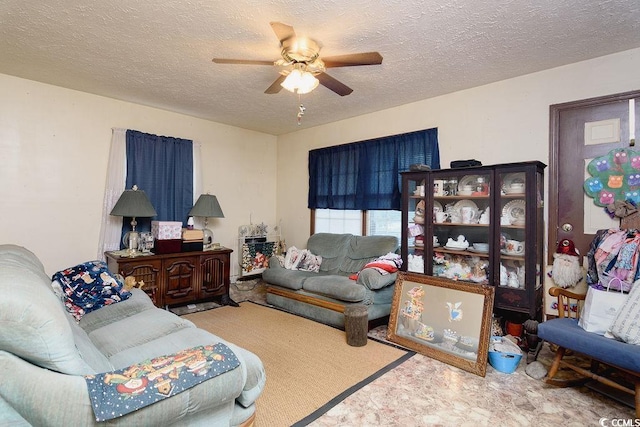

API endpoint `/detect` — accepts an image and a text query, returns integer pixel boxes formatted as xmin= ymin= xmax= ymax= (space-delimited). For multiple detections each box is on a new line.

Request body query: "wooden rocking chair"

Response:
xmin=538 ymin=287 xmax=640 ymax=416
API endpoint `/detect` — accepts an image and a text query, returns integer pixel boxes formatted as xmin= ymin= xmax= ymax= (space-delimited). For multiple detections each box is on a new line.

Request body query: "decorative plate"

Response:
xmin=443 ymin=245 xmax=467 ymax=251
xmin=433 ymin=200 xmax=443 ymax=213
xmin=501 ymin=249 xmax=525 ymax=256
xmin=458 ymin=175 xmax=481 ymax=193
xmin=468 ymin=247 xmax=489 ymax=254
xmin=502 ymin=199 xmax=526 ymax=225
xmin=452 ymin=199 xmax=479 ymax=213
xmin=502 ymin=173 xmax=526 ymax=193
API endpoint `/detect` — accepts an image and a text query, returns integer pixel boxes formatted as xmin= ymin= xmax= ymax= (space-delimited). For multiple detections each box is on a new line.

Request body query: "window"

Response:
xmin=122 ymin=130 xmax=194 ymax=239
xmin=314 ymin=209 xmax=362 ymax=235
xmin=98 ymin=128 xmax=202 ymax=256
xmin=368 ymin=210 xmax=402 ymax=241
xmin=313 ymin=209 xmax=401 ymax=240
xmin=309 ymin=128 xmax=439 ymax=238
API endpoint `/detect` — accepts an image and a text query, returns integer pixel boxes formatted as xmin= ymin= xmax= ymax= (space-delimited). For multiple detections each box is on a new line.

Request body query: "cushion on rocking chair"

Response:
xmin=538 ymin=317 xmax=640 ymax=373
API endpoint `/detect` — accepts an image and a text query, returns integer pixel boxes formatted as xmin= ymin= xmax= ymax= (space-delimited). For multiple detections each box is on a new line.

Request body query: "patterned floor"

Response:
xmin=231 ymin=280 xmax=635 ymax=425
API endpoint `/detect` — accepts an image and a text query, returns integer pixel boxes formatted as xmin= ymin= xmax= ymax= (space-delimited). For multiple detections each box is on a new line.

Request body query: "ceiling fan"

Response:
xmin=212 ymin=22 xmax=383 ymax=96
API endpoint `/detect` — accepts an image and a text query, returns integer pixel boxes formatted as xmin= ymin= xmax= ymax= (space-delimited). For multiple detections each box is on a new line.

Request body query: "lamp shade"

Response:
xmin=110 ymin=185 xmax=157 ymax=218
xmin=281 ymin=69 xmax=319 ymax=94
xmin=189 ymin=194 xmax=224 ymax=218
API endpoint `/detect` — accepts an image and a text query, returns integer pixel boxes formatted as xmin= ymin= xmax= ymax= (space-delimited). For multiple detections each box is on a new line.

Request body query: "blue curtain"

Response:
xmin=122 ymin=130 xmax=193 ymax=239
xmin=308 ymin=128 xmax=440 ymax=210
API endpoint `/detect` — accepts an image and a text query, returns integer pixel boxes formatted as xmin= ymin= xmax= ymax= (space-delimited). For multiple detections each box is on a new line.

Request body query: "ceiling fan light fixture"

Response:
xmin=281 ymin=37 xmax=320 ymax=63
xmin=281 ymin=68 xmax=319 ymax=94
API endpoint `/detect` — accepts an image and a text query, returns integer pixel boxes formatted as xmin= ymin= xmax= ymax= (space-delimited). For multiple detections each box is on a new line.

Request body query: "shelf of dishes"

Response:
xmin=412 ymin=198 xmax=525 ymax=228
xmin=408 ymin=253 xmax=526 ymax=288
xmin=411 ymin=234 xmax=525 ymax=256
xmin=411 ymin=173 xmax=526 ymax=198
xmin=410 ymin=246 xmax=525 ymax=257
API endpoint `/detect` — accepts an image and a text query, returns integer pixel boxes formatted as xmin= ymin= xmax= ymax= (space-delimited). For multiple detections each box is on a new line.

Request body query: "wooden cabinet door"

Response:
xmin=198 ymin=252 xmax=230 ymax=299
xmin=114 ymin=258 xmax=162 ymax=307
xmin=163 ymin=257 xmax=198 ymax=306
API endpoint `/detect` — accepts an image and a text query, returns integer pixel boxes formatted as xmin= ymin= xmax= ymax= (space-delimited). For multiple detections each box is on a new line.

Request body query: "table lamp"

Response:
xmin=110 ymin=185 xmax=157 ymax=255
xmin=189 ymin=194 xmax=224 ymax=249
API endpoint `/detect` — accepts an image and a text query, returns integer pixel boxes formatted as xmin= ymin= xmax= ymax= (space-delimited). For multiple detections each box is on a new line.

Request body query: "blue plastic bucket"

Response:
xmin=488 ymin=349 xmax=522 ymax=373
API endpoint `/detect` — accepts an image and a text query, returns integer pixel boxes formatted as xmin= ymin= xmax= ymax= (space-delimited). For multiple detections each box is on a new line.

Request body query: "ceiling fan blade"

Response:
xmin=264 ymin=75 xmax=286 ymax=94
xmin=322 ymin=52 xmax=383 ymax=68
xmin=270 ymin=21 xmax=295 ymax=43
xmin=212 ymin=58 xmax=274 ymax=66
xmin=316 ymin=72 xmax=353 ymax=96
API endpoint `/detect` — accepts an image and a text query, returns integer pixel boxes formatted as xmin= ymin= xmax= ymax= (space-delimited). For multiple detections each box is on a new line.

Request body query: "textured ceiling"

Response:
xmin=1 ymin=1 xmax=639 ymax=135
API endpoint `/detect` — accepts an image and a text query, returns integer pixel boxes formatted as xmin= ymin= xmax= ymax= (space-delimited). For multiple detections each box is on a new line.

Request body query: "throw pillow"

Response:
xmin=608 ymin=283 xmax=640 ymax=344
xmin=297 ymin=251 xmax=322 ymax=272
xmin=284 ymin=246 xmax=303 ymax=270
xmin=52 ymin=260 xmax=131 ymax=321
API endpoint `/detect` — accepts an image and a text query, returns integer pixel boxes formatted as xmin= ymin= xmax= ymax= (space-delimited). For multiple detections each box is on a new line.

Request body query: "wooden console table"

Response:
xmin=105 ymin=247 xmax=237 ymax=309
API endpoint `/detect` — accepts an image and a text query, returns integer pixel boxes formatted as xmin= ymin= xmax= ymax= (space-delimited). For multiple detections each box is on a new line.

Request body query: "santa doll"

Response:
xmin=551 ymin=239 xmax=583 ymax=288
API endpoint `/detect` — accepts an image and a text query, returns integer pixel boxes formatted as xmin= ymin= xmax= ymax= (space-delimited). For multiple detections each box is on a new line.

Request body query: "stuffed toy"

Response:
xmin=551 ymin=239 xmax=583 ymax=288
xmin=123 ymin=276 xmax=145 ymax=291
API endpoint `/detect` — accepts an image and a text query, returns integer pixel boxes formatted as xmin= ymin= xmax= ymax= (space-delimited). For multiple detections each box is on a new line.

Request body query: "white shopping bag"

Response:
xmin=578 ymin=280 xmax=627 ymax=335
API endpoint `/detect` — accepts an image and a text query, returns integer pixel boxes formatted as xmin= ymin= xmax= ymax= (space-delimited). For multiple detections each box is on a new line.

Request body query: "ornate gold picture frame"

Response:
xmin=387 ymin=272 xmax=495 ymax=376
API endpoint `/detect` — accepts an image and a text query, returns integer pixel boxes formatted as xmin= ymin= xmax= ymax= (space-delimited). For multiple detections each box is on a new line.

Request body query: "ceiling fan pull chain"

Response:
xmin=297 ymin=96 xmax=306 ymax=125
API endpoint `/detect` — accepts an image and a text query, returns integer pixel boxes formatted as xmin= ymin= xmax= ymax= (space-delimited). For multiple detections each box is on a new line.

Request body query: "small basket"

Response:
xmin=488 ymin=336 xmax=522 ymax=374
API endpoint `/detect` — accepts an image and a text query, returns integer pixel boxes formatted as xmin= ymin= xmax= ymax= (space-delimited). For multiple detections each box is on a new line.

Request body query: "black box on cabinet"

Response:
xmin=181 ymin=240 xmax=204 ymax=252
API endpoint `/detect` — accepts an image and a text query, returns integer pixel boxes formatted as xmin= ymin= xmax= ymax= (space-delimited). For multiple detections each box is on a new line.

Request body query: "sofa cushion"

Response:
xmin=303 ymin=275 xmax=367 ymax=302
xmin=0 ymin=245 xmax=47 ymax=278
xmin=65 ymin=312 xmax=114 ymax=373
xmin=538 ymin=317 xmax=640 ymax=372
xmin=79 ymin=288 xmax=156 ymax=334
xmin=371 ymin=281 xmax=396 ymax=305
xmin=88 ymin=308 xmax=195 ymax=358
xmin=340 ymin=235 xmax=399 ymax=274
xmin=0 ymin=262 xmax=95 ymax=375
xmin=261 ymin=267 xmax=318 ymax=291
xmin=307 ymin=233 xmax=353 ymax=274
xmin=357 ymin=268 xmax=398 ymax=290
xmin=85 ymin=343 xmax=241 ymax=422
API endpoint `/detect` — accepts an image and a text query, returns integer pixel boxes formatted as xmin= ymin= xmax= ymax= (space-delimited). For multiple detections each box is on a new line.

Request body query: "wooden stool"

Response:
xmin=344 ymin=304 xmax=368 ymax=347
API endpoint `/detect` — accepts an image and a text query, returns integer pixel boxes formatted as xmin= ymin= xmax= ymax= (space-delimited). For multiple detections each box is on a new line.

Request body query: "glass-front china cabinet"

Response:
xmin=400 ymin=161 xmax=546 ymax=319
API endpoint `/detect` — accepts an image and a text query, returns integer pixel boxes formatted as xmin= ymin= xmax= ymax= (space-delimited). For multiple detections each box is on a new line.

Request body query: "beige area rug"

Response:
xmin=184 ymin=302 xmax=411 ymax=426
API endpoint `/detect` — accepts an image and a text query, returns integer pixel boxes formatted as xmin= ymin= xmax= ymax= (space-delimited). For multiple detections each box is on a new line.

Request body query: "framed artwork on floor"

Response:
xmin=387 ymin=272 xmax=495 ymax=376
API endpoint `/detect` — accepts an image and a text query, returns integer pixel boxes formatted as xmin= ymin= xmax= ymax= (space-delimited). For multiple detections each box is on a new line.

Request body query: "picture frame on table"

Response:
xmin=387 ymin=272 xmax=495 ymax=377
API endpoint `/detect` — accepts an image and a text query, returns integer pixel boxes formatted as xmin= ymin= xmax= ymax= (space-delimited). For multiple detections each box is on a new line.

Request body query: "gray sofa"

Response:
xmin=263 ymin=233 xmax=399 ymax=330
xmin=0 ymin=244 xmax=265 ymax=426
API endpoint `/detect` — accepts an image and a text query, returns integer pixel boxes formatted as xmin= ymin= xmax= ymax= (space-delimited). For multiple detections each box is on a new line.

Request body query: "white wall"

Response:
xmin=2 ymin=47 xmax=639 ymax=274
xmin=0 ymin=74 xmax=278 ymax=276
xmin=276 ymin=48 xmax=640 ymax=250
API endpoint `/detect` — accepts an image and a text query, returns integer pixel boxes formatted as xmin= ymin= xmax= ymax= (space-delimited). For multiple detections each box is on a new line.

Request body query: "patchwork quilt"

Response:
xmin=85 ymin=343 xmax=240 ymax=421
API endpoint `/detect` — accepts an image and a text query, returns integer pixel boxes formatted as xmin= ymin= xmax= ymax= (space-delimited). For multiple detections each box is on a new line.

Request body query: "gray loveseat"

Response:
xmin=263 ymin=233 xmax=399 ymax=330
xmin=0 ymin=244 xmax=265 ymax=426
